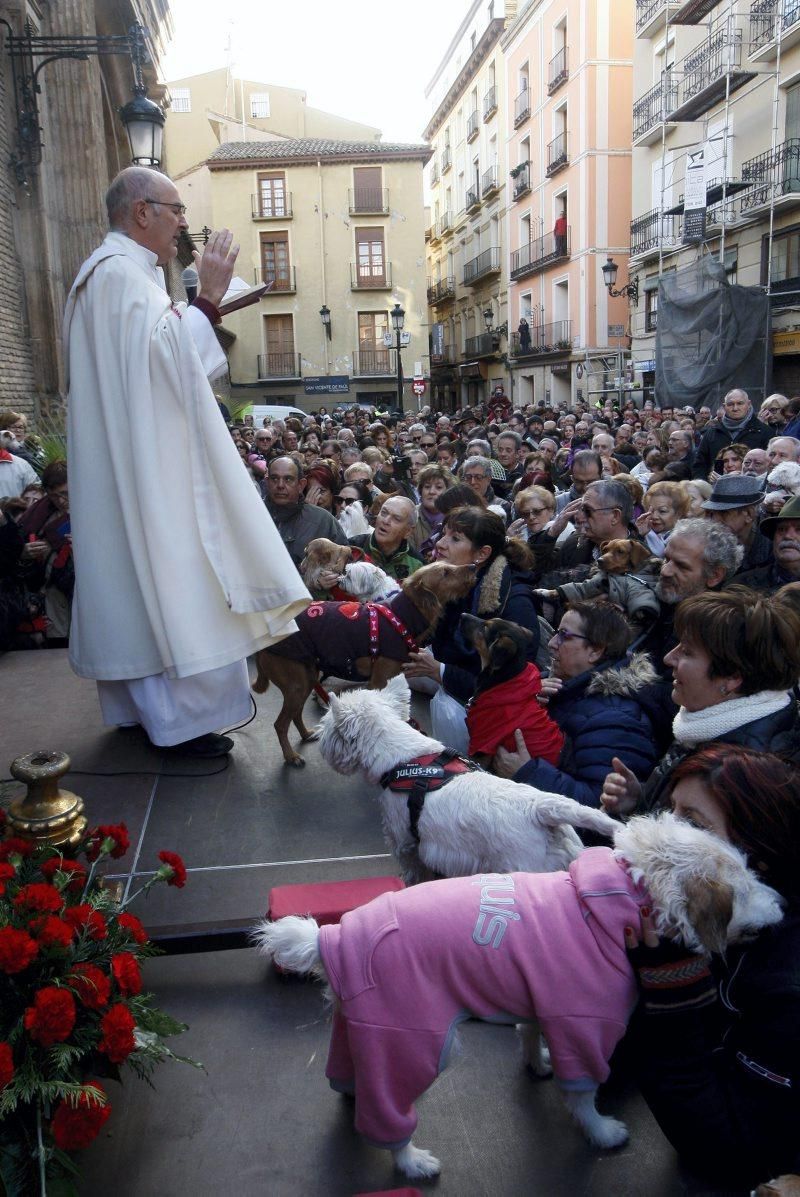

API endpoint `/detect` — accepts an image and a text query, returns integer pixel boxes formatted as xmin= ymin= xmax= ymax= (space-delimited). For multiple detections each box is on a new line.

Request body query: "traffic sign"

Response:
xmin=412 ymin=379 xmax=426 ymax=396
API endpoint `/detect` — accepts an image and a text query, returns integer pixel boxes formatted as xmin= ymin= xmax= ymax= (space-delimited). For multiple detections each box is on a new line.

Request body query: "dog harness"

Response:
xmin=380 ymin=750 xmax=483 ymax=843
xmin=367 ymin=603 xmax=418 ymax=657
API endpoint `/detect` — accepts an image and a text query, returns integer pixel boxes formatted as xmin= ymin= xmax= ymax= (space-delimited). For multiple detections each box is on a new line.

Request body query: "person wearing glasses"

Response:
xmin=495 ymin=600 xmax=659 ymax=808
xmin=64 ymin=167 xmax=308 ymax=758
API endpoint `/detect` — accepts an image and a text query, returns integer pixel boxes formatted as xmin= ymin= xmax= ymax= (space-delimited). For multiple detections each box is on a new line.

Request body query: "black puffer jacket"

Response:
xmin=629 ymin=899 xmax=800 ymax=1189
xmin=638 ymin=696 xmax=800 ymax=813
xmin=692 ymin=412 xmax=771 ymax=480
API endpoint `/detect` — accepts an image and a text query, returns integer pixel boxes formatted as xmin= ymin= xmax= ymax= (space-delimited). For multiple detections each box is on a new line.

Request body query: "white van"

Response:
xmin=249 ymin=404 xmax=309 ymax=425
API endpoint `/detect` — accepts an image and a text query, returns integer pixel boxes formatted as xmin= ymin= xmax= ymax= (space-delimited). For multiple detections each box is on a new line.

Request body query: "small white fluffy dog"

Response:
xmin=336 ymin=559 xmax=401 ymax=603
xmin=300 ymin=537 xmax=400 ymax=603
xmin=317 ymin=674 xmax=618 ymax=881
xmin=254 ymin=815 xmax=783 ymax=1179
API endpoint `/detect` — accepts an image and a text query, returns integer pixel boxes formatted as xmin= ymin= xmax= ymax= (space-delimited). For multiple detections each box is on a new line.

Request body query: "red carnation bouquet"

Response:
xmin=0 ymin=824 xmax=199 ymax=1193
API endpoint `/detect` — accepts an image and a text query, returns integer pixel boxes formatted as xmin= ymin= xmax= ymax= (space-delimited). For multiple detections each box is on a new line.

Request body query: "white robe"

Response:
xmin=64 ymin=233 xmax=308 ymax=739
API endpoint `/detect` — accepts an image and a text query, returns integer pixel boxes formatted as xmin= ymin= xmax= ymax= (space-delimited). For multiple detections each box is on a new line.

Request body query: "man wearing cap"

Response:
xmin=692 ymin=389 xmax=771 ymax=480
xmin=735 ymin=497 xmax=800 ymax=593
xmin=702 ymin=473 xmax=773 ymax=575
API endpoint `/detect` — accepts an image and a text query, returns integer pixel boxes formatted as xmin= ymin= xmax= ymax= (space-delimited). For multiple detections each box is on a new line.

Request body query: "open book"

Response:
xmin=218 ymin=276 xmax=271 ymax=316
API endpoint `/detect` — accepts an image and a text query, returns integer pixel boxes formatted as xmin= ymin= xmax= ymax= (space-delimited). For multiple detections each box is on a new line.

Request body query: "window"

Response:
xmin=262 ymin=315 xmax=295 ymax=376
xmin=355 ymin=228 xmax=386 ymax=285
xmin=257 ymin=172 xmax=287 ymax=218
xmin=171 ymin=88 xmax=191 ymax=113
xmin=260 ymin=232 xmax=292 ymax=290
xmin=358 ymin=311 xmax=390 ymax=372
xmin=765 ymin=227 xmax=800 ymax=305
xmin=645 ymin=287 xmax=659 ymax=333
xmin=352 ymin=166 xmax=383 ymax=212
xmin=250 ymin=93 xmax=270 ymax=118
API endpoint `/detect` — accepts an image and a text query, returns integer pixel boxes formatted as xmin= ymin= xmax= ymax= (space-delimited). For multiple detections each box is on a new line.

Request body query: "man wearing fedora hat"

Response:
xmin=702 ymin=473 xmax=773 ymax=575
xmin=735 ymin=496 xmax=800 ymax=593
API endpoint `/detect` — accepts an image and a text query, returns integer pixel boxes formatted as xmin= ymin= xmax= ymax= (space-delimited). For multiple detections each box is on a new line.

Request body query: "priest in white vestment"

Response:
xmin=64 ymin=167 xmax=309 ymax=756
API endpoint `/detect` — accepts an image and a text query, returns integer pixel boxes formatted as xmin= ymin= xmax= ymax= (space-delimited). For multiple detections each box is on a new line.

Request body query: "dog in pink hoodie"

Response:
xmin=256 ymin=815 xmax=784 ymax=1180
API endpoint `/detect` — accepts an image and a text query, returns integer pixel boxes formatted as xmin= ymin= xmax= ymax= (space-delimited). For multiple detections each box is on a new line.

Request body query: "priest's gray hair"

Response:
xmin=106 ymin=166 xmax=169 ymax=229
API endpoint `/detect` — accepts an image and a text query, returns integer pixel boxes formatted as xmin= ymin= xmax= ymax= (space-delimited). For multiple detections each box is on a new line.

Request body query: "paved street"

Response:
xmin=0 ymin=649 xmax=740 ymax=1196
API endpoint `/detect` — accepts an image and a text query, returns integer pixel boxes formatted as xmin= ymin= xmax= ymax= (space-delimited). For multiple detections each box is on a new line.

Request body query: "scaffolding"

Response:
xmin=628 ymin=0 xmax=793 ymax=407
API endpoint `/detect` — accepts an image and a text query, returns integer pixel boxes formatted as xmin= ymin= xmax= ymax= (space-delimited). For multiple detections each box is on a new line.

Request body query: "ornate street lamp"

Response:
xmin=390 ymin=302 xmax=405 ymax=415
xmin=319 ymin=304 xmax=332 ymax=340
xmin=602 ymin=256 xmax=639 ymax=304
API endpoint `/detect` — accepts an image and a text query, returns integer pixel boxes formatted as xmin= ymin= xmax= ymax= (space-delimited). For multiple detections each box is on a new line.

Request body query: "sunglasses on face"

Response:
xmin=334 ymin=496 xmax=358 ymax=506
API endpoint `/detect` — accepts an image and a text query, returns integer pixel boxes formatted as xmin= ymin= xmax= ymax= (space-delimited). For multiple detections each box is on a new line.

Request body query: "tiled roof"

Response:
xmin=207 ymin=138 xmax=431 ymax=167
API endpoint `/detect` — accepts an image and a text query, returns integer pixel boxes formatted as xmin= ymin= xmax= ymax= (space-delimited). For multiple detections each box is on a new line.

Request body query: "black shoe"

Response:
xmin=164 ymin=733 xmax=234 ymax=758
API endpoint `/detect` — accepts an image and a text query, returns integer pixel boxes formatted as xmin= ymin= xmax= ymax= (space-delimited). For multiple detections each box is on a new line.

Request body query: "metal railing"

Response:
xmin=431 ymin=343 xmax=457 ymax=366
xmin=464 ymin=332 xmax=496 ymax=358
xmin=629 ymin=208 xmax=682 ymax=256
xmin=463 ymin=246 xmax=501 ymax=285
xmin=510 ymin=228 xmax=571 ymax=279
xmin=510 ymin=320 xmax=572 ymax=356
xmin=483 ymin=85 xmax=498 ymax=119
xmin=740 ymin=138 xmax=800 ymax=210
xmin=633 ymin=73 xmax=679 ymax=140
xmin=437 ymin=211 xmax=452 ymax=237
xmin=546 ymin=132 xmax=569 ymax=175
xmin=466 ymin=185 xmax=481 ymax=211
xmin=750 ymin=0 xmax=800 ymax=51
xmin=256 ymin=265 xmax=296 ymax=291
xmin=481 ymin=165 xmax=499 ymax=194
xmin=441 ymin=146 xmax=452 ymax=172
xmin=348 ymin=188 xmax=389 ymax=214
xmin=427 ymin=276 xmax=456 ymax=304
xmin=680 ymin=28 xmax=743 ymax=106
xmin=251 ymin=193 xmax=292 ymax=219
xmin=512 ymin=163 xmax=531 ymax=199
xmin=350 ymin=261 xmax=393 ymax=289
xmin=636 ymin=0 xmax=671 ymax=32
xmin=430 ymin=164 xmax=439 ymax=187
xmin=257 ymin=352 xmax=301 ymax=378
xmin=514 ymin=88 xmax=530 ymax=126
xmin=548 ymin=46 xmax=568 ymax=94
xmin=467 ymin=109 xmax=480 ymax=140
xmin=353 ymin=348 xmax=397 ymax=375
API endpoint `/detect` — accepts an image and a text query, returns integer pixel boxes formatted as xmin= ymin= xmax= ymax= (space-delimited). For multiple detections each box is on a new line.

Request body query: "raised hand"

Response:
xmin=600 ymin=756 xmax=643 ymax=817
xmin=194 ymin=231 xmax=240 ymax=308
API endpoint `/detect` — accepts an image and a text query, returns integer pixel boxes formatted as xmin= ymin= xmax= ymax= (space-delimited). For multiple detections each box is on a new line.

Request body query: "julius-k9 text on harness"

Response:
xmin=380 ymin=750 xmax=484 ymax=843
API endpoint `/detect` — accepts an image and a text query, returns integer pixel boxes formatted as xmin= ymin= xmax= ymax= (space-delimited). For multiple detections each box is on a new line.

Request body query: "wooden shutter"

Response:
xmin=263 ymin=314 xmax=295 ymax=375
xmin=260 ymin=232 xmax=290 ymax=289
xmin=355 ymin=227 xmax=385 ymax=286
xmin=353 ymin=166 xmax=382 ymax=211
xmin=358 ymin=311 xmax=389 ymax=372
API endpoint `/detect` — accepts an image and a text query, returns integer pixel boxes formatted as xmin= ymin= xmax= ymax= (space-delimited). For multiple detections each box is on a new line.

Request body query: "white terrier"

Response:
xmin=317 ymin=674 xmax=618 ymax=882
xmin=254 ymin=814 xmax=783 ymax=1179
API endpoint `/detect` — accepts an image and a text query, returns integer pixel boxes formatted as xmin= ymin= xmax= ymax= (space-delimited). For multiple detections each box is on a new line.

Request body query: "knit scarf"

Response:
xmin=719 ymin=410 xmax=752 ymax=434
xmin=672 ymin=689 xmax=791 ymax=746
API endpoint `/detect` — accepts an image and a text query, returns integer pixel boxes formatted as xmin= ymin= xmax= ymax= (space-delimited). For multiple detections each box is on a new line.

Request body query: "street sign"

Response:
xmin=608 ymin=324 xmax=625 ymax=338
xmin=382 ymin=332 xmax=411 ymax=347
xmin=412 ymin=379 xmax=426 ymax=396
xmin=303 ymin=376 xmax=350 ymax=394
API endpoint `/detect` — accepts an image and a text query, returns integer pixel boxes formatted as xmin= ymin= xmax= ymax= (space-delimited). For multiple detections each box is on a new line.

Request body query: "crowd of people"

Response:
xmin=4 ymin=377 xmax=800 ymax=1187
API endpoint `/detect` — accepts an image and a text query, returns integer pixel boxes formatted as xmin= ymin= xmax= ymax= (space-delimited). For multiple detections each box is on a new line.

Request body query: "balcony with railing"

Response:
xmin=467 ymin=109 xmax=480 ymax=141
xmin=483 ymin=85 xmax=498 ymax=120
xmin=349 ymin=188 xmax=389 ymax=215
xmin=740 ymin=138 xmax=800 ymax=213
xmin=636 ymin=0 xmax=681 ymax=39
xmin=251 ymin=193 xmax=293 ymax=219
xmin=431 ymin=163 xmax=439 ymax=187
xmin=629 ymin=208 xmax=683 ymax=259
xmin=353 ymin=347 xmax=397 ymax=376
xmin=514 ymin=88 xmax=531 ymax=127
xmin=510 ymin=228 xmax=571 ymax=280
xmin=668 ymin=28 xmax=756 ymax=122
xmin=673 ymin=0 xmax=729 ymax=23
xmin=441 ymin=146 xmax=452 ymax=173
xmin=350 ymin=261 xmax=393 ymax=290
xmin=749 ymin=0 xmax=800 ymax=60
xmin=257 ymin=352 xmax=301 ymax=379
xmin=633 ymin=73 xmax=679 ymax=144
xmin=438 ymin=210 xmax=453 ymax=238
xmin=546 ymin=132 xmax=569 ymax=176
xmin=431 ymin=343 xmax=457 ymax=368
xmin=428 ymin=276 xmax=456 ymax=305
xmin=548 ymin=47 xmax=569 ymax=94
xmin=510 ymin=320 xmax=573 ymax=357
xmin=466 ymin=185 xmax=481 ymax=213
xmin=463 ymin=246 xmax=501 ymax=285
xmin=661 ymin=176 xmax=751 ymax=225
xmin=256 ymin=265 xmax=297 ymax=292
xmin=511 ymin=163 xmax=532 ymax=200
xmin=481 ymin=166 xmax=499 ymax=197
xmin=465 ymin=332 xmax=497 ymax=359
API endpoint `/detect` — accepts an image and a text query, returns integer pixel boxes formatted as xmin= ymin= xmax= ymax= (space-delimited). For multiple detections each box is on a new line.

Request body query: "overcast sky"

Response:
xmin=161 ymin=0 xmax=465 ymax=143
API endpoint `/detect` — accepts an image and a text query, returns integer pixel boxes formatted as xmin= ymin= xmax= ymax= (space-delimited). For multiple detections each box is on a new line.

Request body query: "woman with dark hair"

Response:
xmin=495 ymin=600 xmax=660 ymax=806
xmin=403 ymin=507 xmax=540 ymax=746
xmin=602 ymin=585 xmax=800 ymax=816
xmin=625 ymin=745 xmax=800 ymax=1190
xmin=409 ymin=463 xmax=456 ymax=559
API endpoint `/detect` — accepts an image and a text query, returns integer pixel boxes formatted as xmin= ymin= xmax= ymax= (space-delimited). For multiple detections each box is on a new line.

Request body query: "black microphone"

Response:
xmin=181 ymin=265 xmax=198 ymax=304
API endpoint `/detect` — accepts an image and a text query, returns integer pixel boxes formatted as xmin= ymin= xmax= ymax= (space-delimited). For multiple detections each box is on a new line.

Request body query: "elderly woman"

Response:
xmin=625 ymin=745 xmax=800 ymax=1191
xmin=602 ymin=585 xmax=800 ymax=817
xmin=679 ymin=478 xmax=712 ymax=517
xmin=403 ymin=507 xmax=540 ymax=748
xmin=409 ymin=463 xmax=455 ymax=559
xmin=495 ymin=600 xmax=659 ymax=805
xmin=635 ymin=480 xmax=690 ymax=557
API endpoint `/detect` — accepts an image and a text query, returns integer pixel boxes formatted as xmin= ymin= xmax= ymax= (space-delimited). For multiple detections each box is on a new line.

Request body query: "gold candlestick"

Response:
xmin=5 ymin=751 xmax=87 ymax=848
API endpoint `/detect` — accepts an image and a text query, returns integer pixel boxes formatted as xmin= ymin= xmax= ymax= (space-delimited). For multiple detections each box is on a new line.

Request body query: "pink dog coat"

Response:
xmin=318 ymin=847 xmax=646 ymax=1148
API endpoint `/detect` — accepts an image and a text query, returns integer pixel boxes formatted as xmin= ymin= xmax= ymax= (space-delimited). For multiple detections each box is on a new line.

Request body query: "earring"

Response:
xmin=719 ymin=685 xmax=728 ymax=695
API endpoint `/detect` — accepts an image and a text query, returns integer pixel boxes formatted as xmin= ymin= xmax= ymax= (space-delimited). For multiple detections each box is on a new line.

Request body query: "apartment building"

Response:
xmin=630 ymin=0 xmax=800 ymax=401
xmin=503 ymin=0 xmax=635 ymax=409
xmin=206 ymin=139 xmax=431 ymax=410
xmin=424 ymin=1 xmax=516 ymax=411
